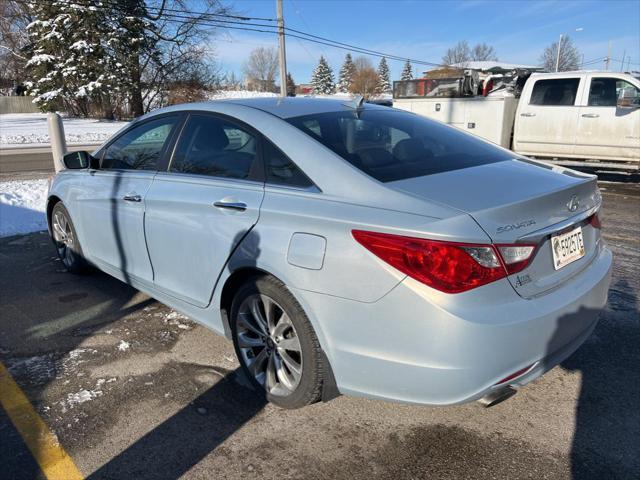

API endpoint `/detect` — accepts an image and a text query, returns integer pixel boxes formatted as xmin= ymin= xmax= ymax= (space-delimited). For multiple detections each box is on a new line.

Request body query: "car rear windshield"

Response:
xmin=286 ymin=109 xmax=513 ymax=182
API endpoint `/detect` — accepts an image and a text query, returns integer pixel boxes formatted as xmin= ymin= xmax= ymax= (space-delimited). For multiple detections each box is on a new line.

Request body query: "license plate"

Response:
xmin=551 ymin=226 xmax=585 ymax=270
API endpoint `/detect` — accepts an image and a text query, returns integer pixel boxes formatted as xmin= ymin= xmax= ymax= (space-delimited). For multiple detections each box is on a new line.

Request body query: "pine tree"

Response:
xmin=376 ymin=57 xmax=391 ymax=94
xmin=310 ymin=56 xmax=335 ymax=95
xmin=401 ymin=60 xmax=413 ymax=81
xmin=286 ymin=72 xmax=296 ymax=97
xmin=24 ymin=0 xmax=125 ymax=117
xmin=337 ymin=53 xmax=356 ymax=93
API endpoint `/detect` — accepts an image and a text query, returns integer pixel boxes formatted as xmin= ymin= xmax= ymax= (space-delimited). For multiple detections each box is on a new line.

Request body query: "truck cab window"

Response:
xmin=589 ymin=78 xmax=640 ymax=107
xmin=530 ymin=78 xmax=580 ymax=106
xmin=588 ymin=78 xmax=618 ymax=106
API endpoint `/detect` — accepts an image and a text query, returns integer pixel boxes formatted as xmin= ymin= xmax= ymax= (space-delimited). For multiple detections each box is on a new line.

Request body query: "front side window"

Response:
xmin=287 ymin=109 xmax=513 ymax=183
xmin=170 ymin=114 xmax=258 ymax=180
xmin=589 ymin=78 xmax=640 ymax=107
xmin=102 ymin=116 xmax=177 ymax=170
xmin=617 ymin=79 xmax=640 ymax=106
xmin=264 ymin=141 xmax=313 ymax=188
xmin=530 ymin=78 xmax=580 ymax=106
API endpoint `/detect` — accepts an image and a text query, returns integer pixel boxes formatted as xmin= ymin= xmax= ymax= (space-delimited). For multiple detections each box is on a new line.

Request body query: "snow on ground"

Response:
xmin=0 ymin=178 xmax=49 ymax=237
xmin=0 ymin=113 xmax=128 ymax=146
xmin=0 ymin=91 xmax=390 ymax=146
xmin=207 ymin=89 xmax=278 ymax=100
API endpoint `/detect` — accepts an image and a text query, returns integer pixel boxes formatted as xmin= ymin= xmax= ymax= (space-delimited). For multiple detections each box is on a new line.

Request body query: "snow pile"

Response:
xmin=207 ymin=90 xmax=278 ymax=100
xmin=61 ymin=382 xmax=104 ymax=411
xmin=164 ymin=310 xmax=192 ymax=330
xmin=0 ymin=113 xmax=128 ymax=145
xmin=0 ymin=178 xmax=49 ymax=237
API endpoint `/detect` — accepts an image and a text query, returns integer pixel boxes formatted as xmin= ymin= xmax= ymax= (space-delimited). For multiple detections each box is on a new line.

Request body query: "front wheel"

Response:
xmin=51 ymin=202 xmax=88 ymax=273
xmin=230 ymin=275 xmax=324 ymax=409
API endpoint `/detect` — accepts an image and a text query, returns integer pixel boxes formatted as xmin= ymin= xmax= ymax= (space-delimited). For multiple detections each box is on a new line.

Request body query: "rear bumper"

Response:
xmin=293 ymin=244 xmax=612 ymax=405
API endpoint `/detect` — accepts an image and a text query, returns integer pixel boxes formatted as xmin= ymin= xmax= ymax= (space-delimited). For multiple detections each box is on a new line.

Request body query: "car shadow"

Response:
xmin=85 ymin=368 xmax=266 ymax=480
xmin=544 ymin=279 xmax=640 ymax=479
xmin=110 ymin=171 xmax=130 ymax=284
xmin=84 ymin=226 xmax=268 ymax=479
xmin=0 ymin=198 xmax=267 ymax=478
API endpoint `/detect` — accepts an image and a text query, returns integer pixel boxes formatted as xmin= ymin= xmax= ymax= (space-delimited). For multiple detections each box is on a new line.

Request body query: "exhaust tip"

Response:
xmin=477 ymin=386 xmax=517 ymax=408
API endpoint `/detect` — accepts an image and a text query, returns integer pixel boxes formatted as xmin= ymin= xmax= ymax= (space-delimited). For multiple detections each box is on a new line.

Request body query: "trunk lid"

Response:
xmin=389 ymin=159 xmax=602 ymax=297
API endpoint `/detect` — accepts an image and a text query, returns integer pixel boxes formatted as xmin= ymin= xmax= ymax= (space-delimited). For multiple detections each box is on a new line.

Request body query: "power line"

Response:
xmin=106 ymin=0 xmax=279 ymax=22
xmin=27 ymin=0 xmax=448 ymax=68
xmin=150 ymin=10 xmax=446 ymax=67
xmin=610 ymin=57 xmax=640 ymax=66
xmin=135 ymin=3 xmax=444 ymax=66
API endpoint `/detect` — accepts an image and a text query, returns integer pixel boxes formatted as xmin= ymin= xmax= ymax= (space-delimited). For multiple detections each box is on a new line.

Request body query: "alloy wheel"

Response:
xmin=236 ymin=294 xmax=303 ymax=396
xmin=52 ymin=210 xmax=76 ymax=268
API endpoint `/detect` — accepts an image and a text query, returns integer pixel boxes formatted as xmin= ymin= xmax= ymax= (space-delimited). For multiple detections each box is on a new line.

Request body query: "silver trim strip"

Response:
xmin=517 ymin=204 xmax=599 ymax=244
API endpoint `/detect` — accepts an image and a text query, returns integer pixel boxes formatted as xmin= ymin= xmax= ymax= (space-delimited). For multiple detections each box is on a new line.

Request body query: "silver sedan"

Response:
xmin=48 ymin=97 xmax=612 ymax=409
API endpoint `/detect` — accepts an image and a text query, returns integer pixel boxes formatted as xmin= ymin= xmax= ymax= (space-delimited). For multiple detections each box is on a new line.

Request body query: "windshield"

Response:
xmin=286 ymin=109 xmax=513 ymax=182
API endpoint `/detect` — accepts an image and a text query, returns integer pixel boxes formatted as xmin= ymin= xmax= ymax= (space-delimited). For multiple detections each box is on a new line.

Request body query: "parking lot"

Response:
xmin=1 ymin=176 xmax=638 ymax=480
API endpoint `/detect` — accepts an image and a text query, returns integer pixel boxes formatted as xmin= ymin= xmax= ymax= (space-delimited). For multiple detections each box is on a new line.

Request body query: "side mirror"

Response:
xmin=62 ymin=151 xmax=99 ymax=169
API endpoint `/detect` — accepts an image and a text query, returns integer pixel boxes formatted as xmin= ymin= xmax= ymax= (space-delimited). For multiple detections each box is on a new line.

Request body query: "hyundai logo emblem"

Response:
xmin=567 ymin=195 xmax=580 ymax=212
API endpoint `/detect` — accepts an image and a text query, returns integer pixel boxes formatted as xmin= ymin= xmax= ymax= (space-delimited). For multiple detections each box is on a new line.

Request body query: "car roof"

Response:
xmin=217 ymin=96 xmax=387 ymax=119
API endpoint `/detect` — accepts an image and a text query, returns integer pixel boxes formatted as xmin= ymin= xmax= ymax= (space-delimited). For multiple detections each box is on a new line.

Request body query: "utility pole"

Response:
xmin=604 ymin=40 xmax=612 ymax=71
xmin=620 ymin=49 xmax=626 ymax=72
xmin=277 ymin=0 xmax=287 ymax=97
xmin=555 ymin=34 xmax=563 ymax=72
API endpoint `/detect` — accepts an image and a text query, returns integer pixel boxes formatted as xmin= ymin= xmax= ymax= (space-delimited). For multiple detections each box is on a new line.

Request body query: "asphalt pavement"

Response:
xmin=0 ymin=179 xmax=638 ymax=480
xmin=0 ymin=144 xmax=100 ymax=173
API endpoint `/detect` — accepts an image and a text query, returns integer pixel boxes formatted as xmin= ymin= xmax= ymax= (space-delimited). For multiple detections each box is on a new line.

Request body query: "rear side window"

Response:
xmin=102 ymin=116 xmax=177 ymax=170
xmin=264 ymin=141 xmax=313 ymax=188
xmin=530 ymin=78 xmax=580 ymax=106
xmin=287 ymin=109 xmax=513 ymax=183
xmin=170 ymin=114 xmax=258 ymax=180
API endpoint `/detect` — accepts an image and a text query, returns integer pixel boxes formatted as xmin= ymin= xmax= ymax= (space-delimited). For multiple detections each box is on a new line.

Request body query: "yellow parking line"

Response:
xmin=0 ymin=362 xmax=84 ymax=480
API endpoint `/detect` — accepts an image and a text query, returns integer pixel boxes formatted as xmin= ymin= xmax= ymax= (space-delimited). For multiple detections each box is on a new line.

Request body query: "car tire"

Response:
xmin=50 ymin=202 xmax=88 ymax=274
xmin=230 ymin=275 xmax=324 ymax=409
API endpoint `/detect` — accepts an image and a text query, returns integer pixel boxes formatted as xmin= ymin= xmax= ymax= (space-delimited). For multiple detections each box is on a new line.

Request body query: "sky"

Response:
xmin=206 ymin=0 xmax=640 ymax=84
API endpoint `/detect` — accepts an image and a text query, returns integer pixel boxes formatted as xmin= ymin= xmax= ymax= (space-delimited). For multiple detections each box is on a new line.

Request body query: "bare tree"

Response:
xmin=443 ymin=40 xmax=499 ymax=66
xmin=442 ymin=40 xmax=471 ymax=66
xmin=350 ymin=56 xmax=378 ymax=99
xmin=471 ymin=42 xmax=498 ymax=61
xmin=540 ymin=36 xmax=581 ymax=72
xmin=0 ymin=1 xmax=32 ymax=90
xmin=243 ymin=46 xmax=279 ymax=92
xmin=120 ymin=0 xmax=231 ymax=116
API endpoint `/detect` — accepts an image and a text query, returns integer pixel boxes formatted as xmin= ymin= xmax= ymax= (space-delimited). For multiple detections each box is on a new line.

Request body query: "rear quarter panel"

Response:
xmin=224 ymin=185 xmax=493 ymax=304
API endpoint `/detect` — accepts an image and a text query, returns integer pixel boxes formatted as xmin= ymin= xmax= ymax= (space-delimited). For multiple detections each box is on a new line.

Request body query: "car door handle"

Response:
xmin=213 ymin=201 xmax=247 ymax=212
xmin=581 ymin=113 xmax=600 ymax=118
xmin=520 ymin=112 xmax=536 ymax=117
xmin=123 ymin=194 xmax=142 ymax=202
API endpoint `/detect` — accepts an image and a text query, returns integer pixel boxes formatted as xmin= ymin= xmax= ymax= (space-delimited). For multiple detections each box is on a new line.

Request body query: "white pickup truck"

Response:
xmin=393 ymin=71 xmax=640 ymax=170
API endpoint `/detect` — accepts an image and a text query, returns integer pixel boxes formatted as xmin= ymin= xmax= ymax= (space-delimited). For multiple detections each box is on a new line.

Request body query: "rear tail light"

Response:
xmin=352 ymin=230 xmax=536 ymax=294
xmin=589 ymin=213 xmax=601 ymax=229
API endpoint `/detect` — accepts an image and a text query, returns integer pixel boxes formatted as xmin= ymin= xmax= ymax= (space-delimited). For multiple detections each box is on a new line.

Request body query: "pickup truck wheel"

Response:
xmin=230 ymin=275 xmax=323 ymax=409
xmin=51 ymin=203 xmax=88 ymax=274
